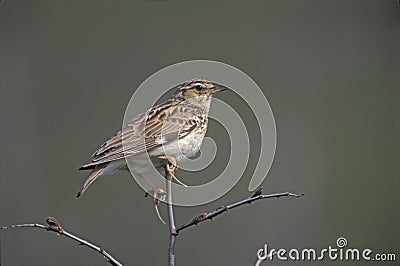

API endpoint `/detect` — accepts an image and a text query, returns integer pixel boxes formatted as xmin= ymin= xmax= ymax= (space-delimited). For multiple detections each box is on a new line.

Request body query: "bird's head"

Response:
xmin=172 ymin=79 xmax=226 ymax=100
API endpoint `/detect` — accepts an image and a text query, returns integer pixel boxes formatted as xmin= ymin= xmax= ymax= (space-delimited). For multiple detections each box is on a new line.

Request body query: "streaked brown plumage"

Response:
xmin=77 ymin=79 xmax=225 ymax=198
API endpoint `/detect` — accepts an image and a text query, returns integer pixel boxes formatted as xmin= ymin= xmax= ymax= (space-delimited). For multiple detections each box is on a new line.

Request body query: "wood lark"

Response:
xmin=77 ymin=79 xmax=226 ymax=198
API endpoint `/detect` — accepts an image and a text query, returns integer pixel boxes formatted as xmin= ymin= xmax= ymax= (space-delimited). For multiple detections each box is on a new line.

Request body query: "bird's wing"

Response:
xmin=79 ymin=99 xmax=201 ymax=170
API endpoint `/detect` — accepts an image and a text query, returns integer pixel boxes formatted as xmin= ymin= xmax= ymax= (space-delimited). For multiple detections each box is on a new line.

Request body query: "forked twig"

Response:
xmin=163 ymin=157 xmax=304 ymax=266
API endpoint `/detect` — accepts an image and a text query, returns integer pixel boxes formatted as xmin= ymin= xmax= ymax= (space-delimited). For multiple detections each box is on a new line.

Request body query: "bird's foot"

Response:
xmin=158 ymin=156 xmax=188 ymax=187
xmin=145 ymin=187 xmax=167 ymax=224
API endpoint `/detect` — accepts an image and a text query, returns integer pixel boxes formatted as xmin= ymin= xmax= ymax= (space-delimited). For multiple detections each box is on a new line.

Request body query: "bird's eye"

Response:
xmin=196 ymin=85 xmax=203 ymax=91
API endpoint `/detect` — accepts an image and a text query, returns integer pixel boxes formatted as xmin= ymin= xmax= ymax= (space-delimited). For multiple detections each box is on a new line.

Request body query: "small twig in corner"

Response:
xmin=1 ymin=217 xmax=123 ymax=266
xmin=255 ymin=249 xmax=278 ymax=266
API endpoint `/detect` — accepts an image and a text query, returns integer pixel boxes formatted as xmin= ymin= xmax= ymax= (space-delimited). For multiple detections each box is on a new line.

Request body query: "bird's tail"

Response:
xmin=76 ymin=167 xmax=105 ymax=198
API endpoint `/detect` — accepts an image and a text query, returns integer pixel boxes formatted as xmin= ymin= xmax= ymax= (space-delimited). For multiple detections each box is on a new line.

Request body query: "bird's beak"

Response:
xmin=210 ymin=83 xmax=228 ymax=94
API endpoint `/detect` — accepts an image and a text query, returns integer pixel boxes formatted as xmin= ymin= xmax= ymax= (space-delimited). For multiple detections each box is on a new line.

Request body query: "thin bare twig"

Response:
xmin=1 ymin=217 xmax=123 ymax=266
xmin=255 ymin=249 xmax=277 ymax=266
xmin=176 ymin=192 xmax=304 ymax=233
xmin=165 ymin=160 xmax=178 ymax=266
xmin=255 ymin=257 xmax=264 ymax=266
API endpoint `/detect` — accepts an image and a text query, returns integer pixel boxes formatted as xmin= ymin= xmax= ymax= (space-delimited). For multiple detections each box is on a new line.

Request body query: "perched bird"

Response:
xmin=77 ymin=79 xmax=226 ymax=198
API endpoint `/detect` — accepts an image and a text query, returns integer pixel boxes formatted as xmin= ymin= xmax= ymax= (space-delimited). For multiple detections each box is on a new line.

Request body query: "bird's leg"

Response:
xmin=152 ymin=188 xmax=166 ymax=224
xmin=165 ymin=156 xmax=177 ymax=174
xmin=140 ymin=174 xmax=167 ymax=224
xmin=169 ymin=171 xmax=187 ymax=187
xmin=158 ymin=155 xmax=188 ymax=187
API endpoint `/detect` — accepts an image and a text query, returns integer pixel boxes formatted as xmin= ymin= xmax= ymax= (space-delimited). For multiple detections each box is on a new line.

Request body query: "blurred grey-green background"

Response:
xmin=1 ymin=0 xmax=399 ymax=265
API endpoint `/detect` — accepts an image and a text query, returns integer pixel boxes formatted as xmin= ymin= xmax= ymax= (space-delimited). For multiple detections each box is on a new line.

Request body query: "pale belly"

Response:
xmin=121 ymin=125 xmax=207 ymax=175
xmin=150 ymin=125 xmax=206 ymax=162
